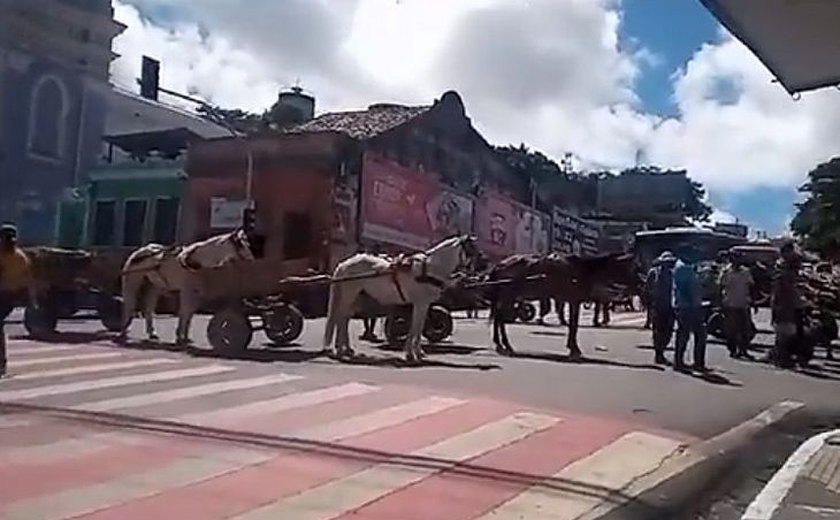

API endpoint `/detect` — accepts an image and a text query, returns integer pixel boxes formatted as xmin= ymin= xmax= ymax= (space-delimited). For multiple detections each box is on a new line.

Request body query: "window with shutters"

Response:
xmin=92 ymin=200 xmax=116 ymax=246
xmin=152 ymin=198 xmax=179 ymax=245
xmin=122 ymin=199 xmax=148 ymax=247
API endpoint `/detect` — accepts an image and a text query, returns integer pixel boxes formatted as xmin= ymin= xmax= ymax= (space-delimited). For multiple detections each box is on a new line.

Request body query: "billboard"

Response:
xmin=476 ymin=191 xmax=549 ymax=258
xmin=551 ymin=207 xmax=600 ymax=257
xmin=360 ymin=153 xmax=473 ymax=250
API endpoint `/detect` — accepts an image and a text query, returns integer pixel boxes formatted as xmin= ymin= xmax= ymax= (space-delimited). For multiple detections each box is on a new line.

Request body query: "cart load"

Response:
xmin=22 ymin=247 xmax=124 ymax=337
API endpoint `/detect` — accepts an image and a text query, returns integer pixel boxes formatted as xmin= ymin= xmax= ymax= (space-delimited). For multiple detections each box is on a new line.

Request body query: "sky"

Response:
xmin=108 ymin=0 xmax=840 ymax=236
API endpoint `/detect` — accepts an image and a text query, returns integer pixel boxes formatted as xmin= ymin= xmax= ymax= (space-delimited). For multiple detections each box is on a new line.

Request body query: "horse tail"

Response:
xmin=323 ymin=281 xmax=341 ymax=349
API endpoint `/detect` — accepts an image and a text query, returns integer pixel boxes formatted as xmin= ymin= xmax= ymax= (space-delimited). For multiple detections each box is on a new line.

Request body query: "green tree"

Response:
xmin=196 ymin=97 xmax=308 ymax=135
xmin=792 ymin=157 xmax=840 ymax=257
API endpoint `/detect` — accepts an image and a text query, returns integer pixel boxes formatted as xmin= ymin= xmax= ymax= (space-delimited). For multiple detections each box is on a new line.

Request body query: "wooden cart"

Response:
xmin=21 ymin=247 xmax=124 ymax=338
xmin=205 ymin=272 xmax=457 ymax=355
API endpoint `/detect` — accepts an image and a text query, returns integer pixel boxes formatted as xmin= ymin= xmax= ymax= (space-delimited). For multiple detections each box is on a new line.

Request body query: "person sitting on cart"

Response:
xmin=719 ymin=250 xmax=755 ymax=360
xmin=0 ymin=223 xmax=38 ymax=378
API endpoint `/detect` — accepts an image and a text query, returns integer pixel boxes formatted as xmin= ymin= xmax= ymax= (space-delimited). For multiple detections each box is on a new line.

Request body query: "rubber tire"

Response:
xmin=55 ymin=290 xmax=80 ymax=319
xmin=516 ymin=302 xmax=537 ymax=323
xmin=24 ymin=305 xmax=58 ymax=339
xmin=207 ymin=309 xmax=253 ymax=355
xmin=263 ymin=303 xmax=305 ymax=346
xmin=423 ymin=306 xmax=453 ymax=343
xmin=707 ymin=311 xmax=726 ymax=341
xmin=384 ymin=310 xmax=410 ymax=346
xmin=97 ymin=295 xmax=124 ymax=332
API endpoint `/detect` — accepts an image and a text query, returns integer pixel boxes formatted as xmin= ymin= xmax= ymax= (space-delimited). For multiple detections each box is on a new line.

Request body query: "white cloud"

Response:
xmin=110 ymin=0 xmax=840 ymax=201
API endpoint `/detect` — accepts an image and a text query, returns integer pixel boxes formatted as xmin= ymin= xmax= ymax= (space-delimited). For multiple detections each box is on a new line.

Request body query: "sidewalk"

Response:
xmin=743 ymin=430 xmax=840 ymax=520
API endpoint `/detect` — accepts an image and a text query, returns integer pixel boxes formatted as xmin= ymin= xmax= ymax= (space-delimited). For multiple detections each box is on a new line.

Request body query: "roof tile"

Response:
xmin=286 ymin=103 xmax=431 ymax=140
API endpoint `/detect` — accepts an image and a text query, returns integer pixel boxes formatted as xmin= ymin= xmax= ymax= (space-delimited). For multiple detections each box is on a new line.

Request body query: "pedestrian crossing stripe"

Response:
xmin=0 ymin=341 xmax=696 ymax=520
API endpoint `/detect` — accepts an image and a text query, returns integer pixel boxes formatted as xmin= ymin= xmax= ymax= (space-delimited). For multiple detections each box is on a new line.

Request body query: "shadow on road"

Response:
xmin=11 ymin=331 xmax=113 ymax=344
xmin=508 ymin=350 xmax=666 ymax=372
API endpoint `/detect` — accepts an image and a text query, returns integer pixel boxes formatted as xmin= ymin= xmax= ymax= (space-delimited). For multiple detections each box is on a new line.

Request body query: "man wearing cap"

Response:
xmin=0 ymin=224 xmax=38 ymax=377
xmin=720 ymin=251 xmax=754 ymax=360
xmin=645 ymin=250 xmax=677 ymax=364
xmin=672 ymin=245 xmax=708 ymax=372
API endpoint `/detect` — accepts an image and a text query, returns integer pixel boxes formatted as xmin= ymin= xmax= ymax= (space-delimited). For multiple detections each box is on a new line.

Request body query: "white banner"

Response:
xmin=210 ymin=198 xmax=246 ymax=229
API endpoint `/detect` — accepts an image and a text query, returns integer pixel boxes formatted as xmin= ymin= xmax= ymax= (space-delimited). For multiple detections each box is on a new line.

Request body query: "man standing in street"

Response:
xmin=672 ymin=245 xmax=708 ymax=372
xmin=720 ymin=251 xmax=755 ymax=360
xmin=645 ymin=251 xmax=677 ymax=365
xmin=771 ymin=241 xmax=805 ymax=368
xmin=0 ymin=223 xmax=37 ymax=378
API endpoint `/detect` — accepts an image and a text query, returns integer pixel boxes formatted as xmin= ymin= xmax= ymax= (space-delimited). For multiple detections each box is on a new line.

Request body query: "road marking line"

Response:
xmin=8 ymin=345 xmax=88 ymax=357
xmin=742 ymin=430 xmax=839 ymax=520
xmin=292 ymin=396 xmax=466 ymax=442
xmin=12 ymin=352 xmax=125 ymax=368
xmin=12 ymin=359 xmax=177 ymax=381
xmin=0 ymin=365 xmax=235 ymax=401
xmin=474 ymin=431 xmax=686 ymax=520
xmin=2 ymin=448 xmax=274 ymax=520
xmin=229 ymin=412 xmax=559 ymax=520
xmin=1 ymin=433 xmax=150 ymax=464
xmin=77 ymin=373 xmax=304 ymax=412
xmin=181 ymin=382 xmax=380 ymax=425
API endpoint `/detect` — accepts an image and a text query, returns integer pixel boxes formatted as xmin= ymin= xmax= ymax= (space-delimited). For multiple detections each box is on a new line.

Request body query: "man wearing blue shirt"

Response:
xmin=672 ymin=245 xmax=708 ymax=372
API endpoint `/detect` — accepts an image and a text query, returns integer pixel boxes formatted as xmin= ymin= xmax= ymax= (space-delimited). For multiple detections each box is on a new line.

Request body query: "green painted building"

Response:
xmin=55 ymin=128 xmax=201 ymax=249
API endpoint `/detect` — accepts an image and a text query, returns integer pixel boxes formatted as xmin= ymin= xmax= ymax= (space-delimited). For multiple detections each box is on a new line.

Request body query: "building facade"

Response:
xmin=0 ymin=0 xmax=125 ymax=244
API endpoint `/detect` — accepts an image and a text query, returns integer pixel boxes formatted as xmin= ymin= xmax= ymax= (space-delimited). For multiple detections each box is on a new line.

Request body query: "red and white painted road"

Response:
xmin=0 ymin=337 xmax=695 ymax=520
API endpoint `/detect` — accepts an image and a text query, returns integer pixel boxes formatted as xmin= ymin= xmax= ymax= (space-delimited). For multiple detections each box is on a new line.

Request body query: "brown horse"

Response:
xmin=486 ymin=253 xmax=639 ymax=358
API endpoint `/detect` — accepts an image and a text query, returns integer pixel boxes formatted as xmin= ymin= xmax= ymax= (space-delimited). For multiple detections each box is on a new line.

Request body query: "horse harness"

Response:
xmin=388 ymin=253 xmax=453 ymax=303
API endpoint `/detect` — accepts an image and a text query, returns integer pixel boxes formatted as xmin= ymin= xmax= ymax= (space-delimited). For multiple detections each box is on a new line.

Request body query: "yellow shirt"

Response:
xmin=0 ymin=247 xmax=33 ymax=292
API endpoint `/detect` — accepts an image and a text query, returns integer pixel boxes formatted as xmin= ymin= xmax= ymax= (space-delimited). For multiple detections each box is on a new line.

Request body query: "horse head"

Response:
xmin=228 ymin=228 xmax=256 ymax=262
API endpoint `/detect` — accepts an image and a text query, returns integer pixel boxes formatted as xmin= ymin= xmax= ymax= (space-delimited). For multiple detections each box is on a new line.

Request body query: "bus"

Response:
xmin=632 ymin=227 xmax=747 ymax=270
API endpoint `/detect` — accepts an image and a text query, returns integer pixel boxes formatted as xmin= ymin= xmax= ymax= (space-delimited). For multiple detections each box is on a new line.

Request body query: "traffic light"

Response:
xmin=139 ymin=56 xmax=160 ymax=101
xmin=242 ymin=207 xmax=256 ymax=234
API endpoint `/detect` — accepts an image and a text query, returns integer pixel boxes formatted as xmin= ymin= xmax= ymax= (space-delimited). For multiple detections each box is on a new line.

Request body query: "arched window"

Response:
xmin=27 ymin=74 xmax=69 ymax=161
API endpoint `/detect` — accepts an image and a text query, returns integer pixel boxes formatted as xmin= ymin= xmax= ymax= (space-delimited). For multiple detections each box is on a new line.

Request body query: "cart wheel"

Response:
xmin=24 ymin=305 xmax=58 ymax=339
xmin=384 ymin=310 xmax=411 ymax=346
xmin=55 ymin=290 xmax=80 ymax=319
xmin=516 ymin=302 xmax=537 ymax=323
xmin=423 ymin=306 xmax=453 ymax=343
xmin=207 ymin=309 xmax=253 ymax=355
xmin=707 ymin=311 xmax=726 ymax=340
xmin=263 ymin=303 xmax=304 ymax=346
xmin=97 ymin=296 xmax=124 ymax=332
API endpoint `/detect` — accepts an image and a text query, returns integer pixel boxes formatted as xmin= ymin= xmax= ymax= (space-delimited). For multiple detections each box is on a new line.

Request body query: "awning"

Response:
xmin=701 ymin=0 xmax=840 ymax=94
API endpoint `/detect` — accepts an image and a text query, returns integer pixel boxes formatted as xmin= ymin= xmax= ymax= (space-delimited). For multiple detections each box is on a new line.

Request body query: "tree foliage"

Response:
xmin=791 ymin=157 xmax=840 ymax=257
xmin=196 ymin=96 xmax=310 ymax=135
xmin=493 ymin=145 xmax=712 ymax=223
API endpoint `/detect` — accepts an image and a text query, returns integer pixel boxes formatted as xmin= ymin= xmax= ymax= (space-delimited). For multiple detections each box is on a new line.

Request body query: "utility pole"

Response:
xmin=138 ymin=55 xmax=255 ymax=211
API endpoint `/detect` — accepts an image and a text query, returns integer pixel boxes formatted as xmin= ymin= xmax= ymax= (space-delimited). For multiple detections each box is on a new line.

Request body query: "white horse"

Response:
xmin=119 ymin=229 xmax=255 ymax=345
xmin=323 ymin=235 xmax=479 ymax=363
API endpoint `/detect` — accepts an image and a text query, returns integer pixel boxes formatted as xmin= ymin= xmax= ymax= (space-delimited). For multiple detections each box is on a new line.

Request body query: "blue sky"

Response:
xmin=622 ymin=1 xmax=796 ymax=234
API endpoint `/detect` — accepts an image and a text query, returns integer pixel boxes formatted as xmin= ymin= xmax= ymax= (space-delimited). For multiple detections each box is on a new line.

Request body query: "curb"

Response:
xmin=741 ymin=427 xmax=840 ymax=520
xmin=581 ymin=400 xmax=807 ymax=520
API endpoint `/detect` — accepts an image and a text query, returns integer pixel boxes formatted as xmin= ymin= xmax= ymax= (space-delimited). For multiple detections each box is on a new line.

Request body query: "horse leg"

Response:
xmin=143 ymin=285 xmax=161 ymax=341
xmin=118 ymin=275 xmax=142 ymax=343
xmin=492 ymin=300 xmax=504 ymax=354
xmin=336 ymin=315 xmax=353 ymax=359
xmin=175 ymin=287 xmax=199 ymax=346
xmin=406 ymin=303 xmax=428 ymax=363
xmin=566 ymin=301 xmax=583 ymax=360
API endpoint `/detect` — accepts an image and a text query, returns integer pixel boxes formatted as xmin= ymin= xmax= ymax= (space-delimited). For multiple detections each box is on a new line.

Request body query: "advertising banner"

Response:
xmin=475 ymin=192 xmax=550 ymax=258
xmin=551 ymin=207 xmax=600 ymax=256
xmin=360 ymin=153 xmax=474 ymax=250
xmin=210 ymin=198 xmax=246 ymax=229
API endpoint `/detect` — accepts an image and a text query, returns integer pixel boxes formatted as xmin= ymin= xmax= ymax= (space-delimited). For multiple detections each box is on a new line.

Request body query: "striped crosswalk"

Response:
xmin=0 ymin=338 xmax=693 ymax=520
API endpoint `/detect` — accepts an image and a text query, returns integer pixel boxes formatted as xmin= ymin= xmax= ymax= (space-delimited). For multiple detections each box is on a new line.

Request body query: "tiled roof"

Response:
xmin=287 ymin=103 xmax=431 ymax=140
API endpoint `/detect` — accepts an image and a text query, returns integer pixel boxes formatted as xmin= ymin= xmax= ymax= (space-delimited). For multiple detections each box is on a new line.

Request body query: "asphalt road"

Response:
xmin=7 ymin=307 xmax=840 ymax=438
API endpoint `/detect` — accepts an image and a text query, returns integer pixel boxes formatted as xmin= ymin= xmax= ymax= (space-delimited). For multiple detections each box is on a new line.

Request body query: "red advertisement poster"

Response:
xmin=475 ymin=192 xmax=517 ymax=258
xmin=361 ymin=153 xmax=473 ymax=250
